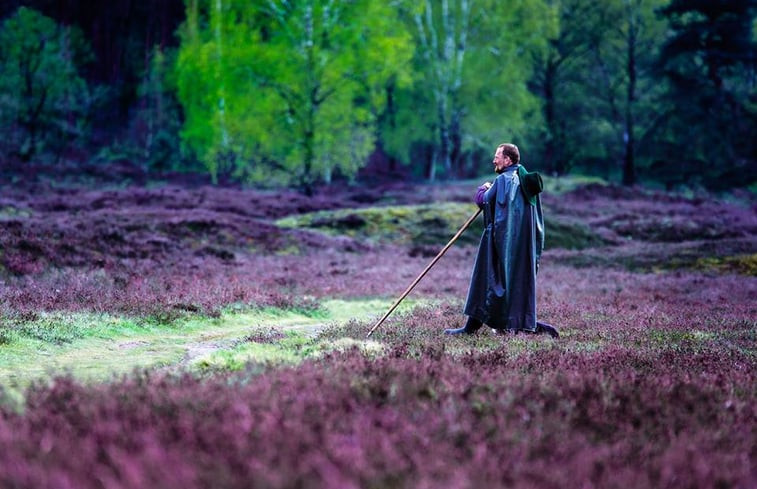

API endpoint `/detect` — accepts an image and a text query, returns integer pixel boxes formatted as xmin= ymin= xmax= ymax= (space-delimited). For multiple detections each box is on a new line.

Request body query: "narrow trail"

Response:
xmin=0 ymin=298 xmax=422 ymax=391
xmin=175 ymin=320 xmax=332 ymax=368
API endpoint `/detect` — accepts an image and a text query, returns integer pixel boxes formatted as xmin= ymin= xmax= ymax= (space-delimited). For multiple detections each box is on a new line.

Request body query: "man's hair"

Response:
xmin=498 ymin=143 xmax=520 ymax=165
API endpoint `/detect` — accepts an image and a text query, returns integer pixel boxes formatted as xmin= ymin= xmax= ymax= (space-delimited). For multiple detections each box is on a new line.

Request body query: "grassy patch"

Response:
xmin=693 ymin=253 xmax=757 ymax=276
xmin=278 ymin=202 xmax=605 ymax=249
xmin=0 ymin=298 xmax=422 ymax=389
xmin=193 ymin=330 xmax=386 ymax=372
xmin=192 ymin=298 xmax=423 ymax=372
xmin=543 ymin=174 xmax=608 ymax=194
xmin=277 ymin=202 xmax=485 ymax=247
xmin=193 ymin=331 xmax=306 ymax=371
xmin=0 ymin=205 xmax=32 ymax=218
xmin=0 ymin=311 xmax=177 ymax=347
xmin=318 ymin=303 xmax=568 ymax=360
xmin=546 ymin=218 xmax=607 ymax=250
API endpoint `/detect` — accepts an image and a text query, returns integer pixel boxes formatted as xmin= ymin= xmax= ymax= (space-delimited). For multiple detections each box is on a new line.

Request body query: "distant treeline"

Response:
xmin=0 ymin=0 xmax=755 ymax=190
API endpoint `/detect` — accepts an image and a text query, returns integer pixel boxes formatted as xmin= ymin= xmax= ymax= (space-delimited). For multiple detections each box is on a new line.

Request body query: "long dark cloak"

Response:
xmin=463 ymin=164 xmax=544 ymax=331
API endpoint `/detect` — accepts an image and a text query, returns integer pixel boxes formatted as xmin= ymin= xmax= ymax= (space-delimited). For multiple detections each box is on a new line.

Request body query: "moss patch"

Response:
xmin=0 ymin=205 xmax=32 ymax=219
xmin=545 ymin=218 xmax=606 ymax=250
xmin=192 ymin=331 xmax=386 ymax=372
xmin=277 ymin=202 xmax=484 ymax=247
xmin=693 ymin=253 xmax=757 ymax=276
xmin=278 ymin=202 xmax=605 ymax=249
xmin=543 ymin=175 xmax=608 ymax=194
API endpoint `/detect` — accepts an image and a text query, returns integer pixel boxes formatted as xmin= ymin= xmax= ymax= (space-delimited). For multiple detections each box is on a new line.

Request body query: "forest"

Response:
xmin=0 ymin=0 xmax=755 ymax=190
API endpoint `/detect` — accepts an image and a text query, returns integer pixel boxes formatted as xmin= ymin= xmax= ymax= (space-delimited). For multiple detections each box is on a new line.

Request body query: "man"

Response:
xmin=445 ymin=143 xmax=558 ymax=338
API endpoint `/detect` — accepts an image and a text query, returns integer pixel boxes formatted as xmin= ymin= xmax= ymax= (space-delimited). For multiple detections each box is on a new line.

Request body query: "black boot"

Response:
xmin=444 ymin=317 xmax=483 ymax=335
xmin=536 ymin=321 xmax=559 ymax=339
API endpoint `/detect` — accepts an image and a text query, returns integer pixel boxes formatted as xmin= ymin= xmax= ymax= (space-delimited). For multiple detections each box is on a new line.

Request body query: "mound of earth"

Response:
xmin=1 ymin=179 xmax=754 ymax=279
xmin=0 ymin=185 xmax=375 ymax=276
xmin=277 ymin=202 xmax=606 ymax=250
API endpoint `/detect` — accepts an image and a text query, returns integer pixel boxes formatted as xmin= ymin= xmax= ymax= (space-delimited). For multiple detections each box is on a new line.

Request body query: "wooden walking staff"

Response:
xmin=366 ymin=207 xmax=483 ymax=338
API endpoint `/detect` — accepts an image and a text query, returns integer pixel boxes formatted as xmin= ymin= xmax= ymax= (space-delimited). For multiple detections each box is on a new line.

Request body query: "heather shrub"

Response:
xmin=320 ymin=303 xmax=516 ymax=357
xmin=0 ymin=176 xmax=754 ymax=488
xmin=243 ymin=328 xmax=288 ymax=344
xmin=0 ymin=265 xmax=330 ymax=322
xmin=0 ymin=180 xmax=753 ymax=334
xmin=0 ymin=340 xmax=753 ymax=489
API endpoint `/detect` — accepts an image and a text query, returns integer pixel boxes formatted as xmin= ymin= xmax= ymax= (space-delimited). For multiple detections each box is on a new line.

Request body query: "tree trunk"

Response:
xmin=450 ymin=111 xmax=462 ymax=177
xmin=303 ymin=125 xmax=315 ymax=195
xmin=622 ymin=4 xmax=637 ymax=186
xmin=385 ymin=80 xmax=398 ymax=172
xmin=301 ymin=1 xmax=316 ymax=194
xmin=438 ymin=99 xmax=451 ymax=178
xmin=415 ymin=0 xmax=469 ymax=181
xmin=214 ymin=0 xmax=229 ymax=151
xmin=544 ymin=58 xmax=560 ymax=174
xmin=427 ymin=144 xmax=437 ymax=181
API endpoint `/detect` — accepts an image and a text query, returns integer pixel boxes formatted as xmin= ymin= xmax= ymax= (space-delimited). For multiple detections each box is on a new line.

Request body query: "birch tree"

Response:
xmin=175 ymin=0 xmax=412 ymax=188
xmin=175 ymin=0 xmax=236 ymax=181
xmin=413 ymin=0 xmax=471 ymax=179
xmin=390 ymin=0 xmax=549 ymax=180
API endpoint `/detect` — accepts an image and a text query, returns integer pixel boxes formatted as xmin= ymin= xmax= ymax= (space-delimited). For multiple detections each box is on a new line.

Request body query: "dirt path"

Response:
xmin=176 ymin=320 xmax=332 ymax=367
xmin=0 ymin=298 xmax=421 ymax=392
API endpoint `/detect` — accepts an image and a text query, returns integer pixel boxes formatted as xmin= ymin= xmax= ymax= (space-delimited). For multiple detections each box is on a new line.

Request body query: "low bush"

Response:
xmin=0 ymin=339 xmax=753 ymax=489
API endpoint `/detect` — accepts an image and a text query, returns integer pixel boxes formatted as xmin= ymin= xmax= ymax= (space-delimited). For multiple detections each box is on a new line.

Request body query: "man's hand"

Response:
xmin=475 ymin=182 xmax=491 ymax=206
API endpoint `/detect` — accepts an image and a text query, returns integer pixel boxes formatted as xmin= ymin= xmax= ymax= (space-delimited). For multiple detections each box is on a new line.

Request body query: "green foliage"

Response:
xmin=92 ymin=48 xmax=190 ymax=173
xmin=194 ymin=331 xmax=306 ymax=371
xmin=130 ymin=48 xmax=187 ymax=172
xmin=0 ymin=328 xmax=18 ymax=346
xmin=0 ymin=312 xmax=133 ymax=346
xmin=175 ymin=0 xmax=413 ymax=187
xmin=16 ymin=318 xmax=85 ymax=344
xmin=0 ymin=7 xmax=95 ymax=161
xmin=655 ymin=0 xmax=757 ymax=189
xmin=529 ymin=0 xmax=668 ymax=182
xmin=2 ymin=2 xmax=754 ymax=190
xmin=384 ymin=0 xmax=550 ymax=180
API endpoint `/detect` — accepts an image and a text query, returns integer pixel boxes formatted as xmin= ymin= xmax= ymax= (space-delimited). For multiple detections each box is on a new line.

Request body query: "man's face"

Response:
xmin=493 ymin=147 xmax=510 ymax=174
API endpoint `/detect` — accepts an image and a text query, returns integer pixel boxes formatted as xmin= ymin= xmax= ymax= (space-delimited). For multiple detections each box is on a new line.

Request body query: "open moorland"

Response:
xmin=0 ymin=176 xmax=755 ymax=488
